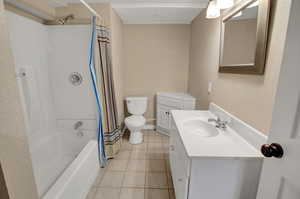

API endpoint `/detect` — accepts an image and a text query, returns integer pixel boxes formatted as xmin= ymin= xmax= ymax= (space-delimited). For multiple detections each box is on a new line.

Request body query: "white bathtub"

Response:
xmin=43 ymin=140 xmax=100 ymax=199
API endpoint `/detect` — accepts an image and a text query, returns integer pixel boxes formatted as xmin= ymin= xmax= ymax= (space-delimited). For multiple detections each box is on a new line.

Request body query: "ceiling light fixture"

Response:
xmin=218 ymin=0 xmax=234 ymax=9
xmin=206 ymin=0 xmax=220 ymax=19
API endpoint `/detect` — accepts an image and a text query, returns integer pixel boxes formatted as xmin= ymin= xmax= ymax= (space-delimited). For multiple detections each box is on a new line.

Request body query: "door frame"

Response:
xmin=0 ymin=163 xmax=9 ymax=199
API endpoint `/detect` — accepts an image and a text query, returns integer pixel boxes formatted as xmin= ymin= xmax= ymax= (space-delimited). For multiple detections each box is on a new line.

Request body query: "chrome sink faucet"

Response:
xmin=208 ymin=117 xmax=228 ymax=130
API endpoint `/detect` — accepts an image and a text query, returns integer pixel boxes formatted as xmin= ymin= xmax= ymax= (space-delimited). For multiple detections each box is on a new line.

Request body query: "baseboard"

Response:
xmin=122 ymin=118 xmax=156 ymax=131
xmin=143 ymin=124 xmax=156 ymax=130
xmin=156 ymin=126 xmax=169 ymax=136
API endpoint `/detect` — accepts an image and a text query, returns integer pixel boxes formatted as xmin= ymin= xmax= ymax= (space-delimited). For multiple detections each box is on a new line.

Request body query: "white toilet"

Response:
xmin=125 ymin=97 xmax=148 ymax=144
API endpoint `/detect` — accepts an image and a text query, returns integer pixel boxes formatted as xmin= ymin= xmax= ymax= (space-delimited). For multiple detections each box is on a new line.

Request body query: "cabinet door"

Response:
xmin=169 ymin=124 xmax=190 ymax=199
xmin=157 ymin=105 xmax=170 ymax=130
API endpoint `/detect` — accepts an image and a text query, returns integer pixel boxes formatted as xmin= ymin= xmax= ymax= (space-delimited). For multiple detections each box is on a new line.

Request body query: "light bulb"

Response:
xmin=206 ymin=0 xmax=220 ymax=19
xmin=218 ymin=0 xmax=234 ymax=9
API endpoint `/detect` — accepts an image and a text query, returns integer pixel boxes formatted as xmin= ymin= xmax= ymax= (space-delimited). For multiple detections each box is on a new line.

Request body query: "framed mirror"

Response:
xmin=219 ymin=0 xmax=271 ymax=75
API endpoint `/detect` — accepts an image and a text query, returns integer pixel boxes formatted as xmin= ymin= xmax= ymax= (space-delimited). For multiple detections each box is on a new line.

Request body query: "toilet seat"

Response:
xmin=125 ymin=115 xmax=146 ymax=127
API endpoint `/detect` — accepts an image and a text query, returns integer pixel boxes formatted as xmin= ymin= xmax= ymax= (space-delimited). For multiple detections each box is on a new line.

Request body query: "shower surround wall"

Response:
xmin=7 ymin=11 xmax=59 ymax=196
xmin=48 ymin=25 xmax=98 ymax=161
xmin=7 ymin=12 xmax=97 ymax=197
xmin=0 ymin=1 xmax=38 ymax=198
xmin=55 ymin=4 xmax=125 ymax=126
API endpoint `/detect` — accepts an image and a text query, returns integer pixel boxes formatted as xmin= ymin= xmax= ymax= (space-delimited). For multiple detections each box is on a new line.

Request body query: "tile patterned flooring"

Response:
xmin=86 ymin=130 xmax=175 ymax=199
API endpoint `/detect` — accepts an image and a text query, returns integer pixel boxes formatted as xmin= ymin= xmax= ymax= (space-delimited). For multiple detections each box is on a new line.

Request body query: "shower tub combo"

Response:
xmin=8 ymin=11 xmax=103 ymax=199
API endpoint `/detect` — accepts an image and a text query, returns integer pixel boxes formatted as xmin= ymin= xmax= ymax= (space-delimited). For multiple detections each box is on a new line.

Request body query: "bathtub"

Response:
xmin=43 ymin=140 xmax=100 ymax=199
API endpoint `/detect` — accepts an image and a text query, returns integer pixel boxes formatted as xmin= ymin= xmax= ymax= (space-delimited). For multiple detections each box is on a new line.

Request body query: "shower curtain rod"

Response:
xmin=79 ymin=0 xmax=104 ymax=24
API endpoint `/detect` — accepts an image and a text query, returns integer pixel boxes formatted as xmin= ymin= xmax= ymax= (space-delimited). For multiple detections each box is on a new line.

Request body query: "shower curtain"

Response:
xmin=89 ymin=16 xmax=122 ymax=165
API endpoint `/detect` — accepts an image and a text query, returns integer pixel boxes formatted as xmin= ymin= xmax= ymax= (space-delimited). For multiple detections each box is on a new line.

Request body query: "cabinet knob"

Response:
xmin=178 ymin=178 xmax=183 ymax=182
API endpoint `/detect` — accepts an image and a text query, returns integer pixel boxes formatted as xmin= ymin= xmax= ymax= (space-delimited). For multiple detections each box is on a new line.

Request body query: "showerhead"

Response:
xmin=57 ymin=14 xmax=74 ymax=25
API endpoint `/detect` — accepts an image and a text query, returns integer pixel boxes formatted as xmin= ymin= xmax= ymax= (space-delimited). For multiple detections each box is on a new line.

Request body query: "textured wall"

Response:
xmin=123 ymin=24 xmax=191 ymax=122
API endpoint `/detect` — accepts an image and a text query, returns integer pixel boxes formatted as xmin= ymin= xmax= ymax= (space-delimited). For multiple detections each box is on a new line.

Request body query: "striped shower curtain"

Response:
xmin=89 ymin=16 xmax=122 ymax=164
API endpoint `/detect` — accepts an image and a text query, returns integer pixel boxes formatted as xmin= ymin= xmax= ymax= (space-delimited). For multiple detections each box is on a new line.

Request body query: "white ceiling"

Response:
xmin=49 ymin=0 xmax=209 ymax=24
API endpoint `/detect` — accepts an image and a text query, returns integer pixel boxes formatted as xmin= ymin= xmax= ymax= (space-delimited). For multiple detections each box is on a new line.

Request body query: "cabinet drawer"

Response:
xmin=169 ymin=129 xmax=190 ymax=178
xmin=157 ymin=96 xmax=183 ymax=108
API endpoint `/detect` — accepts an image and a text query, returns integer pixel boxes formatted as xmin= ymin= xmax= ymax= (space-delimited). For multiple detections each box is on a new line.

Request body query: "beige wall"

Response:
xmin=188 ymin=0 xmax=291 ymax=134
xmin=123 ymin=24 xmax=191 ymax=121
xmin=0 ymin=0 xmax=39 ymax=198
xmin=110 ymin=8 xmax=125 ymax=125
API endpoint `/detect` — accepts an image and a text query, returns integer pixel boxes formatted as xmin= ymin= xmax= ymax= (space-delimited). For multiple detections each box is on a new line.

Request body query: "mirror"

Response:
xmin=219 ymin=0 xmax=271 ymax=75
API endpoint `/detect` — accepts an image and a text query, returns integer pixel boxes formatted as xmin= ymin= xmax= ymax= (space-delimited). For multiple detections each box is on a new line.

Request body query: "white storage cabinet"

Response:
xmin=156 ymin=92 xmax=195 ymax=135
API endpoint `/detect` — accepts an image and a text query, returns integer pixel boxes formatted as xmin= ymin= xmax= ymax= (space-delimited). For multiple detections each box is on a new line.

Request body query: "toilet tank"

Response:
xmin=126 ymin=97 xmax=148 ymax=115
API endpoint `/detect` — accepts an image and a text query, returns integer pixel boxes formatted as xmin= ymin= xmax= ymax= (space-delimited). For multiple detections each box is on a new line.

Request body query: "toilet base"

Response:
xmin=129 ymin=131 xmax=143 ymax=144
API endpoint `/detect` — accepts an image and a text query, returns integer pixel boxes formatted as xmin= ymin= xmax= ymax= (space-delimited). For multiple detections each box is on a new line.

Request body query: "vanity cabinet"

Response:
xmin=169 ymin=122 xmax=190 ymax=199
xmin=156 ymin=92 xmax=195 ymax=135
xmin=169 ymin=116 xmax=263 ymax=199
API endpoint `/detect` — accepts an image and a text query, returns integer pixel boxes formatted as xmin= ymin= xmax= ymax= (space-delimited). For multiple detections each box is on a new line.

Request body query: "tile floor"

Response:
xmin=86 ymin=130 xmax=175 ymax=199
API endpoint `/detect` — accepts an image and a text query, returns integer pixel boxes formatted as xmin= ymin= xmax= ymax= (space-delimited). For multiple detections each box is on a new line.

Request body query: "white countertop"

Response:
xmin=171 ymin=110 xmax=263 ymax=159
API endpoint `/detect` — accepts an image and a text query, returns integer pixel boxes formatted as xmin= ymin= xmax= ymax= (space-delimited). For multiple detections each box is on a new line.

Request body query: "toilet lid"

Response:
xmin=125 ymin=115 xmax=146 ymax=127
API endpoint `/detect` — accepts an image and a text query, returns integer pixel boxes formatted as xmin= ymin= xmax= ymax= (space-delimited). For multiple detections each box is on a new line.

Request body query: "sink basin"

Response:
xmin=182 ymin=119 xmax=219 ymax=137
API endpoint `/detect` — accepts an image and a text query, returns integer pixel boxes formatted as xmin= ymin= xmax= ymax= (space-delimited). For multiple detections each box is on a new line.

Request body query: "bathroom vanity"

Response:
xmin=169 ymin=104 xmax=266 ymax=199
xmin=156 ymin=92 xmax=195 ymax=135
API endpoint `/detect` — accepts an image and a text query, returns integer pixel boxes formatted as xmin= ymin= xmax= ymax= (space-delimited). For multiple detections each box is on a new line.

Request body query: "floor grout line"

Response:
xmin=89 ymin=130 xmax=171 ymax=199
